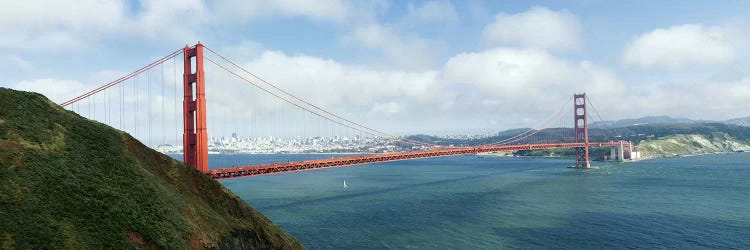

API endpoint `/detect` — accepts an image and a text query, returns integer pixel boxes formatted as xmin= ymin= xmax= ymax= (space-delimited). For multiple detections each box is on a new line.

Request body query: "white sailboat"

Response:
xmin=343 ymin=180 xmax=348 ymax=188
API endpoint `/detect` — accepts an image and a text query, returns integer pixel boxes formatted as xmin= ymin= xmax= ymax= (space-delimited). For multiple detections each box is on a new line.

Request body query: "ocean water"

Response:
xmin=207 ymin=153 xmax=750 ymax=249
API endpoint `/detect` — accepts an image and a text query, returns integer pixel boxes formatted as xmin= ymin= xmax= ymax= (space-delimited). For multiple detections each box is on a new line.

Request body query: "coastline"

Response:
xmin=475 ymin=150 xmax=747 ymax=162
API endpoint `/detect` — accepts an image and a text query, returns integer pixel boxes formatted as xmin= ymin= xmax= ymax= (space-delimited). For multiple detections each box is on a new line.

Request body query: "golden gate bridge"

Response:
xmin=59 ymin=43 xmax=633 ymax=179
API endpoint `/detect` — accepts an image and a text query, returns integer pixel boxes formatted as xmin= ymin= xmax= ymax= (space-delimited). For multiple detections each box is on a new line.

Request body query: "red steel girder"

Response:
xmin=208 ymin=141 xmax=629 ymax=179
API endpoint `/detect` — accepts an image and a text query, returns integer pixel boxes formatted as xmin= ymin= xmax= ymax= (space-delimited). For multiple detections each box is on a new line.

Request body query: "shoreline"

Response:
xmin=167 ymin=150 xmax=747 ymax=162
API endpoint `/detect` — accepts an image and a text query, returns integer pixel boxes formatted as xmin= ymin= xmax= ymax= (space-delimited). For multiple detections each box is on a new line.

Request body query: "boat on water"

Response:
xmin=343 ymin=180 xmax=348 ymax=188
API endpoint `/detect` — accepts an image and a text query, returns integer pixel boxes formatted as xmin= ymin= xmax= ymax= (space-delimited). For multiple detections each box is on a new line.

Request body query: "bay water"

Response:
xmin=207 ymin=153 xmax=750 ymax=249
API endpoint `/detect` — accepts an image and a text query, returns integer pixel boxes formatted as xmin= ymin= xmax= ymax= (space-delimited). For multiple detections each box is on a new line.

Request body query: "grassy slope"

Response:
xmin=0 ymin=88 xmax=303 ymax=249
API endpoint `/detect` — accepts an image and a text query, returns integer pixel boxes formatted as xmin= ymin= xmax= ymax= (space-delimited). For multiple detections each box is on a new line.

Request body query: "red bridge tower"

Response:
xmin=183 ymin=43 xmax=209 ymax=173
xmin=574 ymin=93 xmax=590 ymax=168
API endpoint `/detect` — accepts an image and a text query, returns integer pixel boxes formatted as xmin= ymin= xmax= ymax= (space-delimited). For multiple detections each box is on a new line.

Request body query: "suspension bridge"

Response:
xmin=59 ymin=43 xmax=632 ymax=180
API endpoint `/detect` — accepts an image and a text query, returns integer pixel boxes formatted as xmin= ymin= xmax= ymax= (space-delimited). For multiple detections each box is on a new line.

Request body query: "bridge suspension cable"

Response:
xmin=202 ymin=52 xmax=438 ymax=148
xmin=202 ymin=46 xmax=438 ymax=147
xmin=60 ymin=48 xmax=185 ymax=150
xmin=60 ymin=49 xmax=183 ymax=107
xmin=479 ymin=97 xmax=573 ymax=146
xmin=203 ymin=57 xmax=395 ymax=141
xmin=584 ymin=95 xmax=620 ymax=142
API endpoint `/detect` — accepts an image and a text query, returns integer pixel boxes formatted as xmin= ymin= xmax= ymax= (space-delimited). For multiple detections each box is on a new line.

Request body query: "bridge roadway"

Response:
xmin=208 ymin=141 xmax=629 ymax=179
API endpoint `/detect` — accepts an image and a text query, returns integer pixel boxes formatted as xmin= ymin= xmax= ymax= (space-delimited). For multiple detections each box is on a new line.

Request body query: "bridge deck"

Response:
xmin=208 ymin=142 xmax=628 ymax=179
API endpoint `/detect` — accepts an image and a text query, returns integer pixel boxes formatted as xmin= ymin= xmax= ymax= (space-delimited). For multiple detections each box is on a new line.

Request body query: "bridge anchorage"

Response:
xmin=59 ymin=42 xmax=636 ymax=179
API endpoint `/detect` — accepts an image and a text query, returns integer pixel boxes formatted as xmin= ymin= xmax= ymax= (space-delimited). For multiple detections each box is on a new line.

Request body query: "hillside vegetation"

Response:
xmin=0 ymin=88 xmax=304 ymax=249
xmin=637 ymin=133 xmax=750 ymax=158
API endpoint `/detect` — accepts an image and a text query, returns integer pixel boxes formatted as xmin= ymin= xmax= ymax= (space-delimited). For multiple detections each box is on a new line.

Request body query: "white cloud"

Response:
xmin=443 ymin=48 xmax=578 ymax=96
xmin=0 ymin=0 xmax=125 ymax=49
xmin=619 ymin=77 xmax=750 ymax=120
xmin=198 ymin=46 xmax=634 ymax=133
xmin=0 ymin=0 xmax=359 ymax=50
xmin=1 ymin=56 xmax=34 ymax=71
xmin=196 ymin=49 xmax=449 ymax=134
xmin=208 ymin=0 xmax=349 ymax=22
xmin=346 ymin=24 xmax=441 ymax=70
xmin=623 ymin=24 xmax=738 ymax=69
xmin=233 ymin=50 xmax=441 ymax=108
xmin=9 ymin=42 xmax=749 ymax=135
xmin=481 ymin=6 xmax=581 ymax=51
xmin=220 ymin=41 xmax=265 ymax=60
xmin=370 ymin=101 xmax=403 ymax=115
xmin=5 ymin=2 xmax=750 ymax=134
xmin=10 ymin=78 xmax=87 ymax=103
xmin=406 ymin=0 xmax=459 ymax=24
xmin=125 ymin=0 xmax=357 ymax=43
xmin=125 ymin=0 xmax=208 ymax=41
xmin=440 ymin=47 xmax=627 ymax=126
xmin=264 ymin=0 xmax=348 ymax=20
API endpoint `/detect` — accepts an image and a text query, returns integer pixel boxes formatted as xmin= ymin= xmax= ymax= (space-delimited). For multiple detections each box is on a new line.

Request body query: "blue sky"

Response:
xmin=2 ymin=0 xmax=750 ymax=137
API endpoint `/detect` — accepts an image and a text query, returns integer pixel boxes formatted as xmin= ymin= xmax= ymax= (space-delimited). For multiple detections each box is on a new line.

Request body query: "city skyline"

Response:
xmin=155 ymin=130 xmax=498 ymax=153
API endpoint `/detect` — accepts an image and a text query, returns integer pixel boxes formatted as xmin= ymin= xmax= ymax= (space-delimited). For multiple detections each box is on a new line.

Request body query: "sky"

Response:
xmin=2 ymin=0 xmax=750 ymax=138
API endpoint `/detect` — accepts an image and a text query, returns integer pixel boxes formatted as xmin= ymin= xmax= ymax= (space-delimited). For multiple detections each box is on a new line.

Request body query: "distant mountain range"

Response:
xmin=724 ymin=117 xmax=750 ymax=127
xmin=405 ymin=115 xmax=750 ymax=147
xmin=590 ymin=115 xmax=750 ymax=128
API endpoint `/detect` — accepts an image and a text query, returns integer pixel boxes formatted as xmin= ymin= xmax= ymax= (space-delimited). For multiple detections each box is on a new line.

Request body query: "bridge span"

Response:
xmin=60 ymin=43 xmax=634 ymax=180
xmin=209 ymin=142 xmax=630 ymax=179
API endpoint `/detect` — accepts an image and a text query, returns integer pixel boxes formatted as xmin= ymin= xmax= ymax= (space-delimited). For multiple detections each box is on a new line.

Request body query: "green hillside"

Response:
xmin=0 ymin=87 xmax=304 ymax=249
xmin=637 ymin=133 xmax=750 ymax=158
